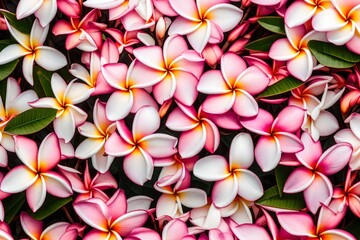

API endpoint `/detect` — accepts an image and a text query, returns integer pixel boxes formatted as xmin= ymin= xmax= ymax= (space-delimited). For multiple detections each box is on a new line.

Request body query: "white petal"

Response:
xmin=35 ymin=46 xmax=67 ymax=71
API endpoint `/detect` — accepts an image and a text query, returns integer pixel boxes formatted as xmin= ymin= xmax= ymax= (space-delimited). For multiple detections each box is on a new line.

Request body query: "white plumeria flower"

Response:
xmin=30 ymin=73 xmax=93 ymax=143
xmin=0 ymin=18 xmax=67 ymax=85
xmin=16 ymin=0 xmax=57 ymax=27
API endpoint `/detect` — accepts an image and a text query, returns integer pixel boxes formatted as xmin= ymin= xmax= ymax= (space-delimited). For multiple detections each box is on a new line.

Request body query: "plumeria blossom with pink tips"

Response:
xmin=284 ymin=132 xmax=352 ymax=214
xmin=0 ymin=133 xmax=72 ymax=212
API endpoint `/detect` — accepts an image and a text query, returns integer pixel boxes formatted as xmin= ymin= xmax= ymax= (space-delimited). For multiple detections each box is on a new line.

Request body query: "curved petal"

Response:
xmin=173 ymin=70 xmax=199 ymax=106
xmin=286 ymin=48 xmax=313 ymax=81
xmin=16 ymin=0 xmax=42 ymax=19
xmin=152 ymin=72 xmax=176 ymax=105
xmin=277 ymin=212 xmax=316 ymax=237
xmin=38 ymin=133 xmax=60 ymax=172
xmin=53 ymin=108 xmax=75 ymax=143
xmin=139 ymin=134 xmax=177 ymax=158
xmin=312 ymin=7 xmax=347 ymax=32
xmin=313 ymin=110 xmax=339 ymax=137
xmin=6 ymin=90 xmax=38 ymax=116
xmin=162 ymin=219 xmax=189 ymax=240
xmin=123 ymin=148 xmax=153 ymax=185
xmin=316 ymin=143 xmax=352 ymax=175
xmin=327 ymin=22 xmax=355 ymax=45
xmin=230 ymin=132 xmax=254 ymax=170
xmin=130 ymin=88 xmax=159 ymax=114
xmin=235 ymin=169 xmax=263 ymax=201
xmin=14 ymin=136 xmax=38 ymax=171
xmin=106 ymin=90 xmax=133 ymax=121
xmin=178 ymin=188 xmax=207 ymax=208
xmin=320 ymin=229 xmax=357 ymax=240
xmin=42 ymin=171 xmax=72 ymax=197
xmin=269 ymin=38 xmax=298 ymax=61
xmin=20 ymin=212 xmax=42 ymax=240
xmin=296 ymin=132 xmax=322 ymax=169
xmin=202 ymin=119 xmax=220 ymax=154
xmin=22 ymin=54 xmax=35 ymax=85
xmin=156 ymin=194 xmax=178 ymax=218
xmin=239 ymin=108 xmax=273 ymax=135
xmin=233 ymin=90 xmax=259 ymax=117
xmin=255 ymin=136 xmax=281 ymax=172
xmin=166 ymin=107 xmax=198 ymax=131
xmin=197 ymin=70 xmax=229 ymax=94
xmin=1 ymin=165 xmax=37 ymax=193
xmin=105 ymin=132 xmax=134 ymax=157
xmin=35 ymin=46 xmax=67 ymax=71
xmin=178 ymin=125 xmax=206 ymax=158
xmin=169 ymin=0 xmax=200 ymax=21
xmin=112 ymin=210 xmax=149 ymax=236
xmin=41 ymin=222 xmax=70 ymax=240
xmin=132 ymin=106 xmax=160 ymax=140
xmin=73 ymin=198 xmax=109 ymax=231
xmin=26 ymin=176 xmax=46 ymax=212
xmin=187 ymin=21 xmax=211 ymax=53
xmin=212 ymin=175 xmax=238 ymax=208
xmin=273 ymin=105 xmax=305 ymax=133
xmin=285 ymin=1 xmax=316 ymax=28
xmin=34 ymin=0 xmax=57 ymax=27
xmin=64 ymin=81 xmax=93 ymax=105
xmin=205 ymin=3 xmax=243 ymax=32
xmin=0 ymin=44 xmax=29 ymax=65
xmin=101 ymin=63 xmax=128 ymax=89
xmin=193 ymin=155 xmax=230 ymax=181
xmin=283 ymin=167 xmax=315 ymax=193
xmin=201 ymin=92 xmax=235 ymax=114
xmin=220 ymin=52 xmax=247 ymax=86
xmin=233 ymin=224 xmax=271 ymax=240
xmin=106 ymin=189 xmax=127 ymax=221
xmin=275 ymin=132 xmax=303 ymax=153
xmin=133 ymin=46 xmax=165 ymax=70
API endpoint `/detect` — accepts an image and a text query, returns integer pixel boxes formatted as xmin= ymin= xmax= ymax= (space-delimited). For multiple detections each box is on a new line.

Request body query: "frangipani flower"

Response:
xmin=269 ymin=24 xmax=327 ymax=81
xmin=193 ymin=133 xmax=263 ymax=208
xmin=0 ymin=133 xmax=72 ymax=212
xmin=167 ymin=0 xmax=243 ymax=52
xmin=29 ymin=73 xmax=93 ymax=143
xmin=165 ymin=102 xmax=220 ymax=158
xmin=74 ymin=189 xmax=159 ymax=239
xmin=105 ymin=28 xmax=140 ymax=54
xmin=162 ymin=219 xmax=196 ymax=240
xmin=240 ymin=106 xmax=305 ymax=172
xmin=0 ymin=18 xmax=67 ymax=85
xmin=197 ymin=52 xmax=269 ymax=117
xmin=75 ymin=99 xmax=117 ymax=173
xmin=312 ymin=0 xmax=360 ymax=53
xmin=105 ymin=106 xmax=178 ymax=185
xmin=0 ymin=77 xmax=38 ymax=167
xmin=284 ymin=132 xmax=352 ymax=214
xmin=16 ymin=0 xmax=57 ymax=27
xmin=132 ymin=34 xmax=204 ymax=106
xmin=277 ymin=208 xmax=356 ymax=239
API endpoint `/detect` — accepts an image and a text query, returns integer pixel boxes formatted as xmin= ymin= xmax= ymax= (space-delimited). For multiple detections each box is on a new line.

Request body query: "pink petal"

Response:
xmin=348 ymin=194 xmax=360 ymax=218
xmin=16 ymin=0 xmax=42 ymax=19
xmin=139 ymin=134 xmax=177 ymax=158
xmin=0 ymin=166 xmax=38 ymax=193
xmin=152 ymin=73 xmax=176 ymax=105
xmin=130 ymin=88 xmax=159 ymax=113
xmin=112 ymin=210 xmax=149 ymax=236
xmin=105 ymin=132 xmax=135 ymax=157
xmin=304 ymin=172 xmax=333 ymax=214
xmin=6 ymin=90 xmax=38 ymax=115
xmin=275 ymin=132 xmax=303 ymax=153
xmin=106 ymin=189 xmax=127 ymax=221
xmin=75 ymin=138 xmax=105 ymax=159
xmin=41 ymin=222 xmax=70 ymax=240
xmin=53 ymin=108 xmax=76 ymax=143
xmin=163 ymin=35 xmax=189 ymax=64
xmin=38 ymin=133 xmax=61 ymax=172
xmin=212 ymin=175 xmax=238 ymax=207
xmin=20 ymin=212 xmax=42 ymax=240
xmin=327 ymin=22 xmax=355 ymax=45
xmin=166 ymin=107 xmax=198 ymax=131
xmin=314 ymin=110 xmax=339 ymax=137
xmin=235 ymin=66 xmax=270 ymax=95
xmin=320 ymin=229 xmax=357 ymax=240
xmin=202 ymin=110 xmax=242 ymax=130
xmin=68 ymin=105 xmax=88 ymax=127
xmin=162 ymin=219 xmax=189 ymax=240
xmin=126 ymin=227 xmax=161 ymax=240
xmin=316 ymin=143 xmax=352 ymax=175
xmin=64 ymin=81 xmax=93 ymax=104
xmin=283 ymin=167 xmax=315 ymax=193
xmin=187 ymin=21 xmax=211 ymax=53
xmin=255 ymin=136 xmax=281 ymax=172
xmin=239 ymin=108 xmax=273 ymax=135
xmin=52 ymin=20 xmax=74 ymax=35
xmin=273 ymin=105 xmax=305 ymax=133
xmin=233 ymin=224 xmax=271 ymax=240
xmin=106 ymin=90 xmax=133 ymax=121
xmin=312 ymin=7 xmax=347 ymax=32
xmin=74 ymin=198 xmax=109 ymax=231
xmin=284 ymin=1 xmax=316 ymax=28
xmin=193 ymin=155 xmax=230 ymax=181
xmin=26 ymin=176 xmax=46 ymax=212
xmin=35 ymin=46 xmax=67 ymax=71
xmin=156 ymin=194 xmax=178 ymax=218
xmin=229 ymin=132 xmax=254 ymax=170
xmin=169 ymin=0 xmax=200 ymax=20
xmin=197 ymin=70 xmax=230 ymax=94
xmin=235 ymin=169 xmax=263 ymax=201
xmin=202 ymin=119 xmax=220 ymax=154
xmin=205 ymin=3 xmax=243 ymax=32
xmin=123 ymin=148 xmax=153 ymax=185
xmin=133 ymin=46 xmax=165 ymax=71
xmin=178 ymin=125 xmax=206 ymax=158
xmin=233 ymin=90 xmax=259 ymax=117
xmin=296 ymin=132 xmax=322 ymax=169
xmin=277 ymin=212 xmax=316 ymax=237
xmin=101 ymin=63 xmax=128 ymax=89
xmin=14 ymin=136 xmax=38 ymax=172
xmin=268 ymin=38 xmax=299 ymax=61
xmin=174 ymin=70 xmax=199 ymax=106
xmin=287 ymin=48 xmax=313 ymax=81
xmin=22 ymin=53 xmax=35 ymax=85
xmin=177 ymin=188 xmax=207 ymax=208
xmin=132 ymin=106 xmax=160 ymax=140
xmin=201 ymin=93 xmax=235 ymax=114
xmin=83 ymin=230 xmax=109 ymax=240
xmin=42 ymin=171 xmax=73 ymax=198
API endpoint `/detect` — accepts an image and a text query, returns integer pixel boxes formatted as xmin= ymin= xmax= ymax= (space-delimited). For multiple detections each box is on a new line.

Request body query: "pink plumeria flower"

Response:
xmin=335 ymin=113 xmax=360 ymax=170
xmin=20 ymin=212 xmax=81 ymax=240
xmin=75 ymin=99 xmax=117 ymax=173
xmin=58 ymin=161 xmax=118 ymax=203
xmin=0 ymin=18 xmax=67 ymax=85
xmin=167 ymin=0 xmax=243 ymax=53
xmin=162 ymin=219 xmax=196 ymax=240
xmin=284 ymin=0 xmax=332 ymax=28
xmin=102 ymin=61 xmax=158 ymax=121
xmin=30 ymin=73 xmax=93 ymax=143
xmin=16 ymin=0 xmax=57 ymax=27
xmin=198 ymin=52 xmax=270 ymax=117
xmin=74 ymin=189 xmax=158 ymax=239
xmin=193 ymin=133 xmax=263 ymax=208
xmin=105 ymin=106 xmax=178 ymax=185
xmin=312 ymin=0 xmax=360 ymax=53
xmin=0 ymin=133 xmax=72 ymax=212
xmin=0 ymin=77 xmax=38 ymax=167
xmin=277 ymin=208 xmax=356 ymax=240
xmin=165 ymin=102 xmax=220 ymax=158
xmin=269 ymin=24 xmax=327 ymax=81
xmin=240 ymin=106 xmax=305 ymax=172
xmin=52 ymin=9 xmax=105 ymax=52
xmin=105 ymin=28 xmax=140 ymax=54
xmin=132 ymin=34 xmax=204 ymax=106
xmin=283 ymin=132 xmax=352 ymax=214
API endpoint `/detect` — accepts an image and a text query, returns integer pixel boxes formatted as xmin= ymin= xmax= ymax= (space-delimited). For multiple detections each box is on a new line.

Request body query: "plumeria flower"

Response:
xmin=131 ymin=34 xmax=204 ymax=106
xmin=29 ymin=73 xmax=93 ymax=143
xmin=16 ymin=0 xmax=57 ymax=27
xmin=52 ymin=9 xmax=105 ymax=52
xmin=105 ymin=106 xmax=178 ymax=185
xmin=75 ymin=99 xmax=117 ymax=173
xmin=162 ymin=219 xmax=196 ymax=240
xmin=284 ymin=0 xmax=332 ymax=28
xmin=167 ymin=0 xmax=243 ymax=53
xmin=335 ymin=113 xmax=360 ymax=170
xmin=0 ymin=18 xmax=67 ymax=85
xmin=0 ymin=77 xmax=38 ymax=167
xmin=269 ymin=24 xmax=327 ymax=81
xmin=277 ymin=208 xmax=356 ymax=240
xmin=105 ymin=28 xmax=140 ymax=54
xmin=193 ymin=133 xmax=263 ymax=208
xmin=165 ymin=102 xmax=220 ymax=158
xmin=197 ymin=52 xmax=269 ymax=117
xmin=189 ymin=202 xmax=222 ymax=233
xmin=58 ymin=161 xmax=118 ymax=202
xmin=74 ymin=189 xmax=160 ymax=239
xmin=283 ymin=132 xmax=352 ymax=214
xmin=20 ymin=212 xmax=81 ymax=240
xmin=312 ymin=0 xmax=360 ymax=53
xmin=240 ymin=105 xmax=305 ymax=172
xmin=0 ymin=133 xmax=72 ymax=212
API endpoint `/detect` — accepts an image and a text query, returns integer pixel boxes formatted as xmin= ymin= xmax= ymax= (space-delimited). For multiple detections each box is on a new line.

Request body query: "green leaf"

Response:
xmin=4 ymin=108 xmax=57 ymax=135
xmin=0 ymin=39 xmax=16 ymax=51
xmin=258 ymin=76 xmax=304 ymax=98
xmin=3 ymin=192 xmax=26 ymax=223
xmin=308 ymin=40 xmax=360 ymax=68
xmin=34 ymin=66 xmax=54 ymax=97
xmin=30 ymin=195 xmax=72 ymax=220
xmin=245 ymin=34 xmax=283 ymax=52
xmin=0 ymin=59 xmax=18 ymax=81
xmin=275 ymin=166 xmax=293 ymax=197
xmin=256 ymin=186 xmax=305 ymax=210
xmin=257 ymin=16 xmax=285 ymax=35
xmin=0 ymin=10 xmax=32 ymax=34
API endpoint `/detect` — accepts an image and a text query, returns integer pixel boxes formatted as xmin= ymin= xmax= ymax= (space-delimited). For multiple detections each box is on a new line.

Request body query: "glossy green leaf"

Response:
xmin=258 ymin=76 xmax=304 ymax=98
xmin=0 ymin=10 xmax=32 ymax=34
xmin=34 ymin=66 xmax=54 ymax=97
xmin=245 ymin=34 xmax=283 ymax=52
xmin=256 ymin=186 xmax=305 ymax=210
xmin=0 ymin=59 xmax=18 ymax=81
xmin=308 ymin=40 xmax=360 ymax=68
xmin=257 ymin=16 xmax=285 ymax=35
xmin=3 ymin=192 xmax=26 ymax=223
xmin=4 ymin=108 xmax=57 ymax=135
xmin=30 ymin=195 xmax=72 ymax=220
xmin=275 ymin=166 xmax=293 ymax=197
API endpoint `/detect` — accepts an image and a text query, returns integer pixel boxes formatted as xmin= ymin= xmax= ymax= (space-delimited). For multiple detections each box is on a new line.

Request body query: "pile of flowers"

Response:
xmin=0 ymin=0 xmax=359 ymax=239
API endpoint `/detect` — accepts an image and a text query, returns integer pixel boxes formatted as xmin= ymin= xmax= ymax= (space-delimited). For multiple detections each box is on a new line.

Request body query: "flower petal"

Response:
xmin=212 ymin=175 xmax=238 ymax=207
xmin=0 ymin=44 xmax=29 ymax=65
xmin=123 ymin=148 xmax=153 ymax=185
xmin=105 ymin=132 xmax=134 ymax=157
xmin=197 ymin=70 xmax=229 ymax=94
xmin=277 ymin=212 xmax=316 ymax=237
xmin=313 ymin=110 xmax=339 ymax=137
xmin=38 ymin=133 xmax=61 ymax=172
xmin=16 ymin=0 xmax=42 ymax=19
xmin=312 ymin=7 xmax=347 ymax=32
xmin=26 ymin=176 xmax=46 ymax=212
xmin=35 ymin=46 xmax=67 ymax=71
xmin=75 ymin=138 xmax=105 ymax=159
xmin=178 ymin=188 xmax=207 ymax=208
xmin=316 ymin=143 xmax=352 ymax=175
xmin=54 ymin=108 xmax=75 ymax=143
xmin=201 ymin=92 xmax=235 ymax=114
xmin=169 ymin=0 xmax=200 ymax=21
xmin=112 ymin=210 xmax=149 ymax=236
xmin=1 ymin=166 xmax=37 ymax=193
xmin=230 ymin=132 xmax=254 ymax=170
xmin=287 ymin=48 xmax=313 ymax=81
xmin=74 ymin=198 xmax=109 ymax=231
xmin=106 ymin=90 xmax=133 ymax=121
xmin=273 ymin=105 xmax=305 ymax=132
xmin=284 ymin=1 xmax=316 ymax=28
xmin=235 ymin=169 xmax=263 ymax=201
xmin=269 ymin=38 xmax=298 ymax=61
xmin=20 ymin=212 xmax=42 ymax=240
xmin=187 ymin=21 xmax=211 ymax=53
xmin=42 ymin=171 xmax=72 ymax=198
xmin=14 ymin=136 xmax=38 ymax=171
xmin=133 ymin=46 xmax=165 ymax=71
xmin=205 ymin=3 xmax=243 ymax=32
xmin=233 ymin=90 xmax=259 ymax=117
xmin=240 ymin=108 xmax=273 ymax=135
xmin=255 ymin=136 xmax=281 ymax=172
xmin=233 ymin=224 xmax=271 ymax=240
xmin=283 ymin=167 xmax=315 ymax=193
xmin=275 ymin=132 xmax=303 ymax=153
xmin=133 ymin=106 xmax=160 ymax=140
xmin=139 ymin=134 xmax=177 ymax=158
xmin=193 ymin=155 xmax=230 ymax=181
xmin=178 ymin=125 xmax=206 ymax=158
